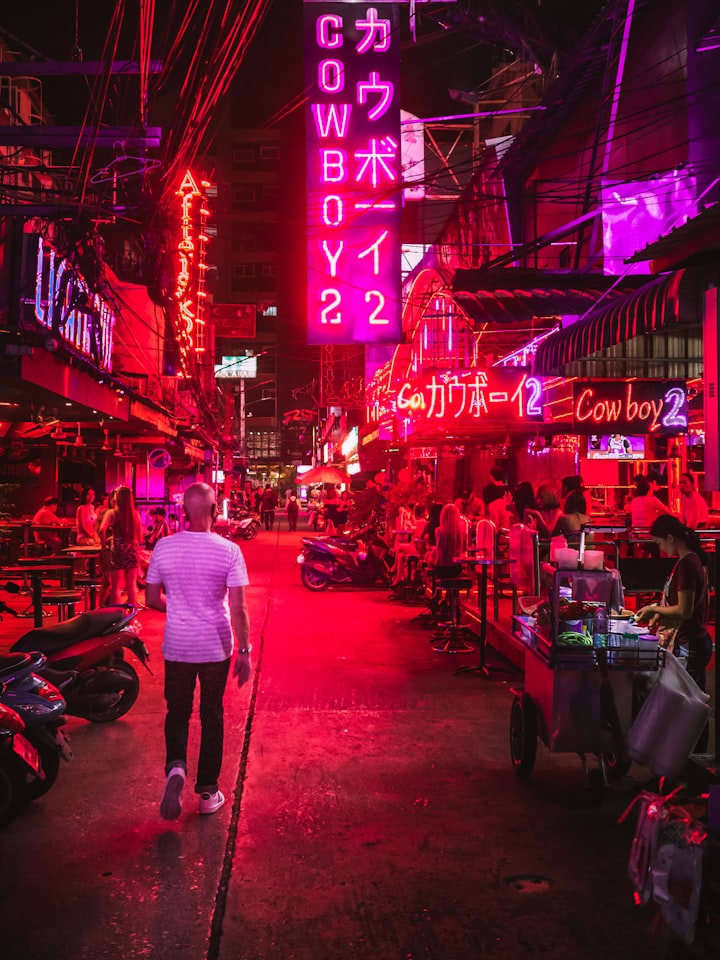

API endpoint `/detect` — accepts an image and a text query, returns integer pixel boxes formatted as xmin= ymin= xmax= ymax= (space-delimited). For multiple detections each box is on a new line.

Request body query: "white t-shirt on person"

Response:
xmin=146 ymin=530 xmax=249 ymax=663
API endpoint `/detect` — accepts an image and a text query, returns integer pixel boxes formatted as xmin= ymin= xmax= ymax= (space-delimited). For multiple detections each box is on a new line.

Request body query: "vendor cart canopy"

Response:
xmin=533 ymin=266 xmax=713 ymax=375
xmin=452 ymin=268 xmax=648 ymax=326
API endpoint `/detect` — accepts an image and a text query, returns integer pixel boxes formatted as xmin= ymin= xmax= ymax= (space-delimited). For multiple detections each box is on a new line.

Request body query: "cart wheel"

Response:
xmin=604 ymin=754 xmax=632 ymax=780
xmin=509 ymin=693 xmax=537 ymax=778
xmin=587 ymin=767 xmax=605 ymax=804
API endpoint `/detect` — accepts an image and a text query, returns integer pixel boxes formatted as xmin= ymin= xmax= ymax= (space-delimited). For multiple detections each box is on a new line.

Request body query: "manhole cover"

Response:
xmin=503 ymin=874 xmax=551 ymax=893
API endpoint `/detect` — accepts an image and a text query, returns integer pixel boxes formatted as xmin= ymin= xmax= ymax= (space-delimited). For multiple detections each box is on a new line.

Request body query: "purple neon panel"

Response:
xmin=304 ymin=2 xmax=402 ymax=345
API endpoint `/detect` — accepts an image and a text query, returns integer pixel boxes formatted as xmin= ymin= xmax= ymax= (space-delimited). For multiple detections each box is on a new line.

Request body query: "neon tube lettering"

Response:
xmin=365 ymin=290 xmax=388 ymax=325
xmin=358 ymin=230 xmax=388 ymax=275
xmin=321 ymin=240 xmax=344 ymax=277
xmin=355 ymin=7 xmax=391 ymax=53
xmin=318 ymin=59 xmax=344 ymax=94
xmin=317 ymin=14 xmax=343 ymax=49
xmin=322 ymin=195 xmax=344 ymax=226
xmin=319 ymin=288 xmax=342 ymax=324
xmin=662 ymin=387 xmax=688 ymax=429
xmin=357 ymin=72 xmax=394 ymax=121
xmin=311 ymin=102 xmax=352 ymax=138
xmin=321 ymin=149 xmax=347 ymax=183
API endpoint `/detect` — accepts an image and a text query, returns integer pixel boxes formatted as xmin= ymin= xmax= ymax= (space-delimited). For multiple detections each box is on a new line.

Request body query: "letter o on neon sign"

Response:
xmin=319 ymin=59 xmax=344 ymax=93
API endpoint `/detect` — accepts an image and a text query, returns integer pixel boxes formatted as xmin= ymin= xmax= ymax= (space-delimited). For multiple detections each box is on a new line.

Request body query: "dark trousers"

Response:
xmin=686 ymin=633 xmax=713 ymax=754
xmin=262 ymin=509 xmax=275 ymax=530
xmin=287 ymin=512 xmax=298 ymax=531
xmin=164 ymin=657 xmax=231 ymax=793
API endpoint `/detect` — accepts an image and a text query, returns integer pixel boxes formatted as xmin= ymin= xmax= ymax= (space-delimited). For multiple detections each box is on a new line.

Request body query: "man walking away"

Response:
xmin=145 ymin=482 xmax=252 ymax=820
xmin=260 ymin=483 xmax=277 ymax=531
xmin=286 ymin=491 xmax=300 ymax=532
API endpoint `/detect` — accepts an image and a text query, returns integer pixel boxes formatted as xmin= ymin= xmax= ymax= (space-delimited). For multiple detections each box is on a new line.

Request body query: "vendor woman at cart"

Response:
xmin=635 ymin=514 xmax=712 ymax=751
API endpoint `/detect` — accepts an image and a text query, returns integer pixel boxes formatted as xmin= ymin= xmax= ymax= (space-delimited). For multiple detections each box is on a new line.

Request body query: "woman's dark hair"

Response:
xmin=564 ymin=490 xmax=587 ymax=515
xmin=649 ymin=514 xmax=708 ymax=566
xmin=154 ymin=507 xmax=167 ymax=518
xmin=634 ymin=477 xmax=651 ymax=496
xmin=425 ymin=502 xmax=444 ymax=546
xmin=512 ymin=481 xmax=535 ymax=521
xmin=80 ymin=487 xmax=94 ymax=504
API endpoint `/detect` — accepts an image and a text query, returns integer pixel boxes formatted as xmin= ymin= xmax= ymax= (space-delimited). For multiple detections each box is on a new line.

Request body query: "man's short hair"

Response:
xmin=490 ymin=466 xmax=504 ymax=483
xmin=43 ymin=496 xmax=59 ymax=507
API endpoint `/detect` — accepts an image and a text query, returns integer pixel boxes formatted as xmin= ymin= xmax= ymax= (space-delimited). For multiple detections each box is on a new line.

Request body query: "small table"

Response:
xmin=2 ymin=564 xmax=75 ymax=627
xmin=455 ymin=557 xmax=512 ymax=678
xmin=30 ymin=523 xmax=75 ymax=554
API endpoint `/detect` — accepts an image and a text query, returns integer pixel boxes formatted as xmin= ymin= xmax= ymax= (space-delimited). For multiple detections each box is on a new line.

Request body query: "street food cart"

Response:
xmin=510 ymin=568 xmax=664 ymax=801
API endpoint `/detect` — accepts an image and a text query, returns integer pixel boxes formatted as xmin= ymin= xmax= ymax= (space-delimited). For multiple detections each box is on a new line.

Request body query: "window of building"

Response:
xmin=259 ymin=145 xmax=280 ymax=161
xmin=261 ymin=184 xmax=278 ymax=200
xmin=232 ymin=147 xmax=256 ymax=165
xmin=232 ymin=186 xmax=257 ymax=207
xmin=261 ymin=264 xmax=276 ymax=279
xmin=232 ymin=263 xmax=256 ymax=279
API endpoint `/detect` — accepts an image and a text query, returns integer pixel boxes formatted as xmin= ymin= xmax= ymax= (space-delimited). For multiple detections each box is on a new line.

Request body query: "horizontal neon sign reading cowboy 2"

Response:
xmin=573 ymin=380 xmax=688 ymax=434
xmin=396 ymin=371 xmax=544 ymax=422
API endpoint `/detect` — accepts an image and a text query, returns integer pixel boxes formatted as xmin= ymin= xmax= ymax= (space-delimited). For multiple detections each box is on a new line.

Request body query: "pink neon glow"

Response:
xmin=358 ymin=230 xmax=389 ymax=275
xmin=321 ymin=149 xmax=348 ymax=183
xmin=312 ymin=102 xmax=352 ymax=138
xmin=322 ymin=195 xmax=344 ymax=226
xmin=355 ymin=136 xmax=397 ymax=187
xmin=355 ymin=201 xmax=396 ymax=210
xmin=317 ymin=14 xmax=343 ymax=49
xmin=319 ymin=59 xmax=345 ymax=93
xmin=357 ymin=72 xmax=394 ymax=121
xmin=321 ymin=240 xmax=344 ymax=277
xmin=355 ymin=8 xmax=391 ymax=54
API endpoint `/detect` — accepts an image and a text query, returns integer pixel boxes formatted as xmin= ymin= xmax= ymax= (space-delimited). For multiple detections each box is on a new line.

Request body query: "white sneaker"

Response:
xmin=199 ymin=789 xmax=225 ymax=815
xmin=160 ymin=766 xmax=185 ymax=820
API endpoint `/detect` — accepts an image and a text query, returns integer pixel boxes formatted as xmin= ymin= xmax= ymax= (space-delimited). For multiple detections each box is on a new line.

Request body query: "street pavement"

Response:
xmin=0 ymin=528 xmax=667 ymax=960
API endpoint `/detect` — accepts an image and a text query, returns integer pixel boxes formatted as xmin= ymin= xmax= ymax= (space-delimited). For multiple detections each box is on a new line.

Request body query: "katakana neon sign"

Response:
xmin=174 ymin=170 xmax=210 ymax=372
xmin=396 ymin=370 xmax=545 ymax=424
xmin=304 ymin=2 xmax=401 ymax=344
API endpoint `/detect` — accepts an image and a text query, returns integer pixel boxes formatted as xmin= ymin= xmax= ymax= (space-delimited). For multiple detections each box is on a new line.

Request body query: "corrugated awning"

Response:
xmin=452 ymin=268 xmax=647 ymax=325
xmin=533 ymin=267 xmax=707 ymax=374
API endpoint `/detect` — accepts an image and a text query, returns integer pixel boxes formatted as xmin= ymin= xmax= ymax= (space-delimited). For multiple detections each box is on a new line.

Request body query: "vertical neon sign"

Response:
xmin=175 ymin=170 xmax=210 ymax=374
xmin=304 ymin=2 xmax=402 ymax=344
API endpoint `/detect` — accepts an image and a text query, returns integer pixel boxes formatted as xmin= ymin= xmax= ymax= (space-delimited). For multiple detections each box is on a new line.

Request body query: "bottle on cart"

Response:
xmin=592 ymin=606 xmax=608 ymax=649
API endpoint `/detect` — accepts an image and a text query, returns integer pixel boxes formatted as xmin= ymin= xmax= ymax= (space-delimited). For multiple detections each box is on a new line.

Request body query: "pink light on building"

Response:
xmin=304 ymin=1 xmax=402 ymax=345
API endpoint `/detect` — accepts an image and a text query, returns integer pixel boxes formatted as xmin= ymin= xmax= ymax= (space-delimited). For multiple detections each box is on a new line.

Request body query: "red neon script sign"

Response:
xmin=573 ymin=380 xmax=688 ymax=435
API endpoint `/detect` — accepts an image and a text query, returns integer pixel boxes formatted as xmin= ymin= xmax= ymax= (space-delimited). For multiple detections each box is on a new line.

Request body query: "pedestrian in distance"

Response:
xmin=146 ymin=482 xmax=252 ymax=820
xmin=260 ymin=483 xmax=277 ymax=531
xmin=285 ymin=491 xmax=299 ymax=532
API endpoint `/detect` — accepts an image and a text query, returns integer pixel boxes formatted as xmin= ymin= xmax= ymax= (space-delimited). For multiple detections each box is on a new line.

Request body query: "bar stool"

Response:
xmin=73 ymin=575 xmax=103 ymax=610
xmin=431 ymin=577 xmax=476 ymax=653
xmin=41 ymin=588 xmax=83 ymax=622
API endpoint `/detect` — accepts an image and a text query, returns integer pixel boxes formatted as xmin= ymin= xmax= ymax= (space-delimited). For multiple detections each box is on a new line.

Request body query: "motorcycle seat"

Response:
xmin=0 ymin=652 xmax=33 ymax=677
xmin=13 ymin=606 xmax=134 ymax=652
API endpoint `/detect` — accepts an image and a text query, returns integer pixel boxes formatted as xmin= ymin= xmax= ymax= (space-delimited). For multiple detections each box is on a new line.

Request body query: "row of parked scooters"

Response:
xmin=0 ymin=596 xmax=150 ymax=829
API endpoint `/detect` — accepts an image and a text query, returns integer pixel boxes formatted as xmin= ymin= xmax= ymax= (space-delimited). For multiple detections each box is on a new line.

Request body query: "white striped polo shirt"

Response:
xmin=146 ymin=531 xmax=249 ymax=663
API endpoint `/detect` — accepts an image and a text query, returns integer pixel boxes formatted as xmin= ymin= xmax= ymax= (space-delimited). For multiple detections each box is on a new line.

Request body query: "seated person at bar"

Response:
xmin=426 ymin=503 xmax=467 ymax=579
xmin=32 ymin=496 xmax=62 ymax=553
xmin=510 ymin=480 xmax=536 ymax=525
xmin=629 ymin=476 xmax=670 ymax=529
xmin=524 ymin=484 xmax=564 ymax=539
xmin=679 ymin=472 xmax=709 ymax=528
xmin=75 ymin=487 xmax=98 ymax=546
xmin=556 ymin=490 xmax=591 ymax=543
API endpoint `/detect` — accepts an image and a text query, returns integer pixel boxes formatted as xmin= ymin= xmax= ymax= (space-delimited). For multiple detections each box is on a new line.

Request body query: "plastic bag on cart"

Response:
xmin=627 ymin=791 xmax=670 ymax=905
xmin=625 ymin=654 xmax=711 ymax=778
xmin=651 ymin=818 xmax=707 ymax=944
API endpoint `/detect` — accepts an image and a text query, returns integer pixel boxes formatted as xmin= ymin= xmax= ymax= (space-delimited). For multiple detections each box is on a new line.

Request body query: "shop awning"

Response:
xmin=452 ymin=268 xmax=647 ymax=325
xmin=533 ymin=267 xmax=708 ymax=375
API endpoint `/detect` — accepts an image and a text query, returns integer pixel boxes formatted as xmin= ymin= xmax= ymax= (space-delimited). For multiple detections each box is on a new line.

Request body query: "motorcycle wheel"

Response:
xmin=242 ymin=522 xmax=260 ymax=540
xmin=80 ymin=662 xmax=140 ymax=723
xmin=25 ymin=736 xmax=61 ymax=801
xmin=300 ymin=565 xmax=330 ymax=591
xmin=0 ymin=759 xmax=27 ymax=828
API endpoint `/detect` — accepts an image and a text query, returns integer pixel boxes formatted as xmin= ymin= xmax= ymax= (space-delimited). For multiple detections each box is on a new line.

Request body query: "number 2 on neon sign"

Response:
xmin=525 ymin=377 xmax=543 ymax=417
xmin=662 ymin=386 xmax=687 ymax=429
xmin=320 ymin=288 xmax=342 ymax=324
xmin=366 ymin=290 xmax=389 ymax=325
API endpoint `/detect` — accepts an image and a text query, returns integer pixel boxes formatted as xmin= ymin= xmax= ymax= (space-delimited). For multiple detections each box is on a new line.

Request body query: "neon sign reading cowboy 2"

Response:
xmin=573 ymin=380 xmax=688 ymax=435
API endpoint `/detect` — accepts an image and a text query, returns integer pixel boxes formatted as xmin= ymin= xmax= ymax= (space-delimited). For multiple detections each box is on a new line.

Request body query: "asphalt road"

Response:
xmin=0 ymin=529 xmax=666 ymax=960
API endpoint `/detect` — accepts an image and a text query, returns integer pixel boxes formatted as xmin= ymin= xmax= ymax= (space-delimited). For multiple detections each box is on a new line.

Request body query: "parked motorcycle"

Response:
xmin=10 ymin=603 xmax=150 ymax=723
xmin=297 ymin=521 xmax=392 ymax=591
xmin=0 ymin=651 xmax=71 ymax=807
xmin=0 ymin=685 xmax=40 ymax=828
xmin=233 ymin=511 xmax=261 ymax=540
